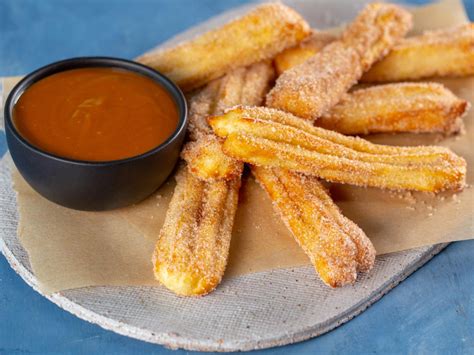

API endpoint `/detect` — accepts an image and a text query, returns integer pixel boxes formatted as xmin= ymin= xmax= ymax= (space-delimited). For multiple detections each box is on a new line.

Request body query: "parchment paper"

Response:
xmin=4 ymin=0 xmax=473 ymax=294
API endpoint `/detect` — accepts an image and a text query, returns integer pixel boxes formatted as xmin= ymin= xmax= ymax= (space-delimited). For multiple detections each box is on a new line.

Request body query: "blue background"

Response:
xmin=1 ymin=0 xmax=473 ymax=354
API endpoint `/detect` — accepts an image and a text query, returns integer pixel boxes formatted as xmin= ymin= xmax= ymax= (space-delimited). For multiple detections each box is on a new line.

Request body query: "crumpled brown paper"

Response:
xmin=5 ymin=0 xmax=473 ymax=294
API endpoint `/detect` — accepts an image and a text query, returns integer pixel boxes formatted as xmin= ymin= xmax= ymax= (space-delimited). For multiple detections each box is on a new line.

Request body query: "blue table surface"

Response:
xmin=1 ymin=1 xmax=473 ymax=354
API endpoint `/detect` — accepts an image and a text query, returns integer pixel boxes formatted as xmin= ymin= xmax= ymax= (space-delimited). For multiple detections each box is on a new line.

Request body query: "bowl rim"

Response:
xmin=4 ymin=56 xmax=188 ymax=166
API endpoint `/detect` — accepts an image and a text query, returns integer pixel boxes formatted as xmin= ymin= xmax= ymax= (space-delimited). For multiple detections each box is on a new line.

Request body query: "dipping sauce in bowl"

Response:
xmin=13 ymin=67 xmax=179 ymax=162
xmin=5 ymin=57 xmax=187 ymax=211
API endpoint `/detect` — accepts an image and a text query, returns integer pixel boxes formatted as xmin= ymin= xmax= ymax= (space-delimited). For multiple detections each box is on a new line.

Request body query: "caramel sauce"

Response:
xmin=13 ymin=67 xmax=179 ymax=161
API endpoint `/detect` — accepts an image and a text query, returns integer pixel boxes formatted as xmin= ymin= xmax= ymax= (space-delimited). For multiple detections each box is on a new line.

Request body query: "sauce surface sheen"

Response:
xmin=13 ymin=67 xmax=179 ymax=161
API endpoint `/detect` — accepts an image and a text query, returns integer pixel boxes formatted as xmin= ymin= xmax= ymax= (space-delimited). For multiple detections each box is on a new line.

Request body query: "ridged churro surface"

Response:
xmin=253 ymin=166 xmax=375 ymax=287
xmin=318 ymin=82 xmax=469 ymax=135
xmin=137 ymin=3 xmax=309 ymax=92
xmin=266 ymin=3 xmax=412 ymax=119
xmin=269 ymin=42 xmax=363 ymax=120
xmin=362 ymin=23 xmax=474 ymax=82
xmin=183 ymin=62 xmax=275 ymax=180
xmin=153 ymin=2 xmax=470 ymax=296
xmin=153 ymin=167 xmax=240 ymax=296
xmin=274 ymin=31 xmax=336 ymax=76
xmin=340 ymin=3 xmax=412 ymax=71
xmin=182 ymin=135 xmax=243 ymax=181
xmin=153 ymin=64 xmax=274 ymax=296
xmin=275 ymin=24 xmax=474 ymax=82
xmin=210 ymin=107 xmax=466 ymax=192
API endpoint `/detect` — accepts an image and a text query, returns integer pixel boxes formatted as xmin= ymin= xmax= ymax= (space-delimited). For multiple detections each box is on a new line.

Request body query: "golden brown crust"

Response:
xmin=153 ymin=64 xmax=274 ymax=296
xmin=268 ymin=42 xmax=363 ymax=120
xmin=275 ymin=24 xmax=474 ymax=82
xmin=209 ymin=107 xmax=466 ymax=192
xmin=184 ymin=61 xmax=274 ymax=180
xmin=186 ymin=80 xmax=222 ymax=141
xmin=340 ymin=3 xmax=413 ymax=71
xmin=253 ymin=166 xmax=375 ymax=287
xmin=152 ymin=166 xmax=240 ymax=296
xmin=318 ymin=82 xmax=469 ymax=135
xmin=274 ymin=31 xmax=337 ymax=76
xmin=362 ymin=23 xmax=474 ymax=82
xmin=136 ymin=3 xmax=309 ymax=92
xmin=266 ymin=3 xmax=412 ymax=119
xmin=181 ymin=135 xmax=243 ymax=180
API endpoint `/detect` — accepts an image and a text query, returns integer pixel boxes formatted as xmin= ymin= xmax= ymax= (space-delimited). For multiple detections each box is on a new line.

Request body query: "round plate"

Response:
xmin=0 ymin=1 xmax=449 ymax=351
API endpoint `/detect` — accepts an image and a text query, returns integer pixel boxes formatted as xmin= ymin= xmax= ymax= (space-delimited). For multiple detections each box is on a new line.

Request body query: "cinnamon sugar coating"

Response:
xmin=275 ymin=24 xmax=474 ymax=82
xmin=153 ymin=166 xmax=240 ymax=296
xmin=274 ymin=30 xmax=337 ymax=75
xmin=362 ymin=23 xmax=474 ymax=82
xmin=209 ymin=106 xmax=466 ymax=192
xmin=318 ymin=82 xmax=469 ymax=135
xmin=153 ymin=63 xmax=274 ymax=296
xmin=266 ymin=3 xmax=413 ymax=119
xmin=183 ymin=61 xmax=274 ymax=180
xmin=153 ymin=3 xmax=471 ymax=295
xmin=137 ymin=3 xmax=309 ymax=92
xmin=253 ymin=166 xmax=375 ymax=287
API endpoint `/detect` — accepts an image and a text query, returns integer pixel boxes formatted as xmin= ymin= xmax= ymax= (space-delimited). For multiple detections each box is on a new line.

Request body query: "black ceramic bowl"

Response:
xmin=4 ymin=57 xmax=188 ymax=211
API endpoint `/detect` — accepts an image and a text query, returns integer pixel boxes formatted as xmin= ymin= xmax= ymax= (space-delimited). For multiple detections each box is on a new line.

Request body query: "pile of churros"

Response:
xmin=137 ymin=2 xmax=473 ymax=296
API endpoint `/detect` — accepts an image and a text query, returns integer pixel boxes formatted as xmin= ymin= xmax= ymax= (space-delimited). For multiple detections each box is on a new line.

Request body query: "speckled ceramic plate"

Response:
xmin=0 ymin=0 xmax=449 ymax=351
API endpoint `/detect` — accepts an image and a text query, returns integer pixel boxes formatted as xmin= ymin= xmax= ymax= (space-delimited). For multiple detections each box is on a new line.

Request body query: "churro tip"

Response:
xmin=154 ymin=262 xmax=218 ymax=297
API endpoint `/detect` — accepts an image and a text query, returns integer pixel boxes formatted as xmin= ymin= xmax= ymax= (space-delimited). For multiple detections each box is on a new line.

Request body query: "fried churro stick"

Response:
xmin=153 ymin=64 xmax=274 ymax=296
xmin=318 ymin=83 xmax=469 ymax=135
xmin=268 ymin=41 xmax=363 ymax=120
xmin=137 ymin=3 xmax=309 ymax=92
xmin=275 ymin=24 xmax=474 ymax=81
xmin=183 ymin=62 xmax=275 ymax=180
xmin=266 ymin=3 xmax=412 ymax=119
xmin=362 ymin=24 xmax=474 ymax=82
xmin=274 ymin=31 xmax=336 ymax=76
xmin=209 ymin=107 xmax=466 ymax=192
xmin=153 ymin=166 xmax=240 ymax=296
xmin=182 ymin=135 xmax=243 ymax=180
xmin=253 ymin=166 xmax=376 ymax=287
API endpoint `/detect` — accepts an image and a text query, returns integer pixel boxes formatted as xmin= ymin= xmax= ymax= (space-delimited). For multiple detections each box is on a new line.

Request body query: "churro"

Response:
xmin=182 ymin=135 xmax=243 ymax=180
xmin=137 ymin=3 xmax=309 ymax=92
xmin=274 ymin=31 xmax=336 ymax=76
xmin=274 ymin=24 xmax=474 ymax=81
xmin=153 ymin=2 xmax=471 ymax=295
xmin=183 ymin=62 xmax=275 ymax=180
xmin=253 ymin=166 xmax=375 ymax=287
xmin=318 ymin=83 xmax=469 ymax=135
xmin=153 ymin=64 xmax=274 ymax=296
xmin=266 ymin=3 xmax=412 ymax=119
xmin=362 ymin=23 xmax=474 ymax=82
xmin=152 ymin=166 xmax=240 ymax=296
xmin=209 ymin=107 xmax=466 ymax=192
